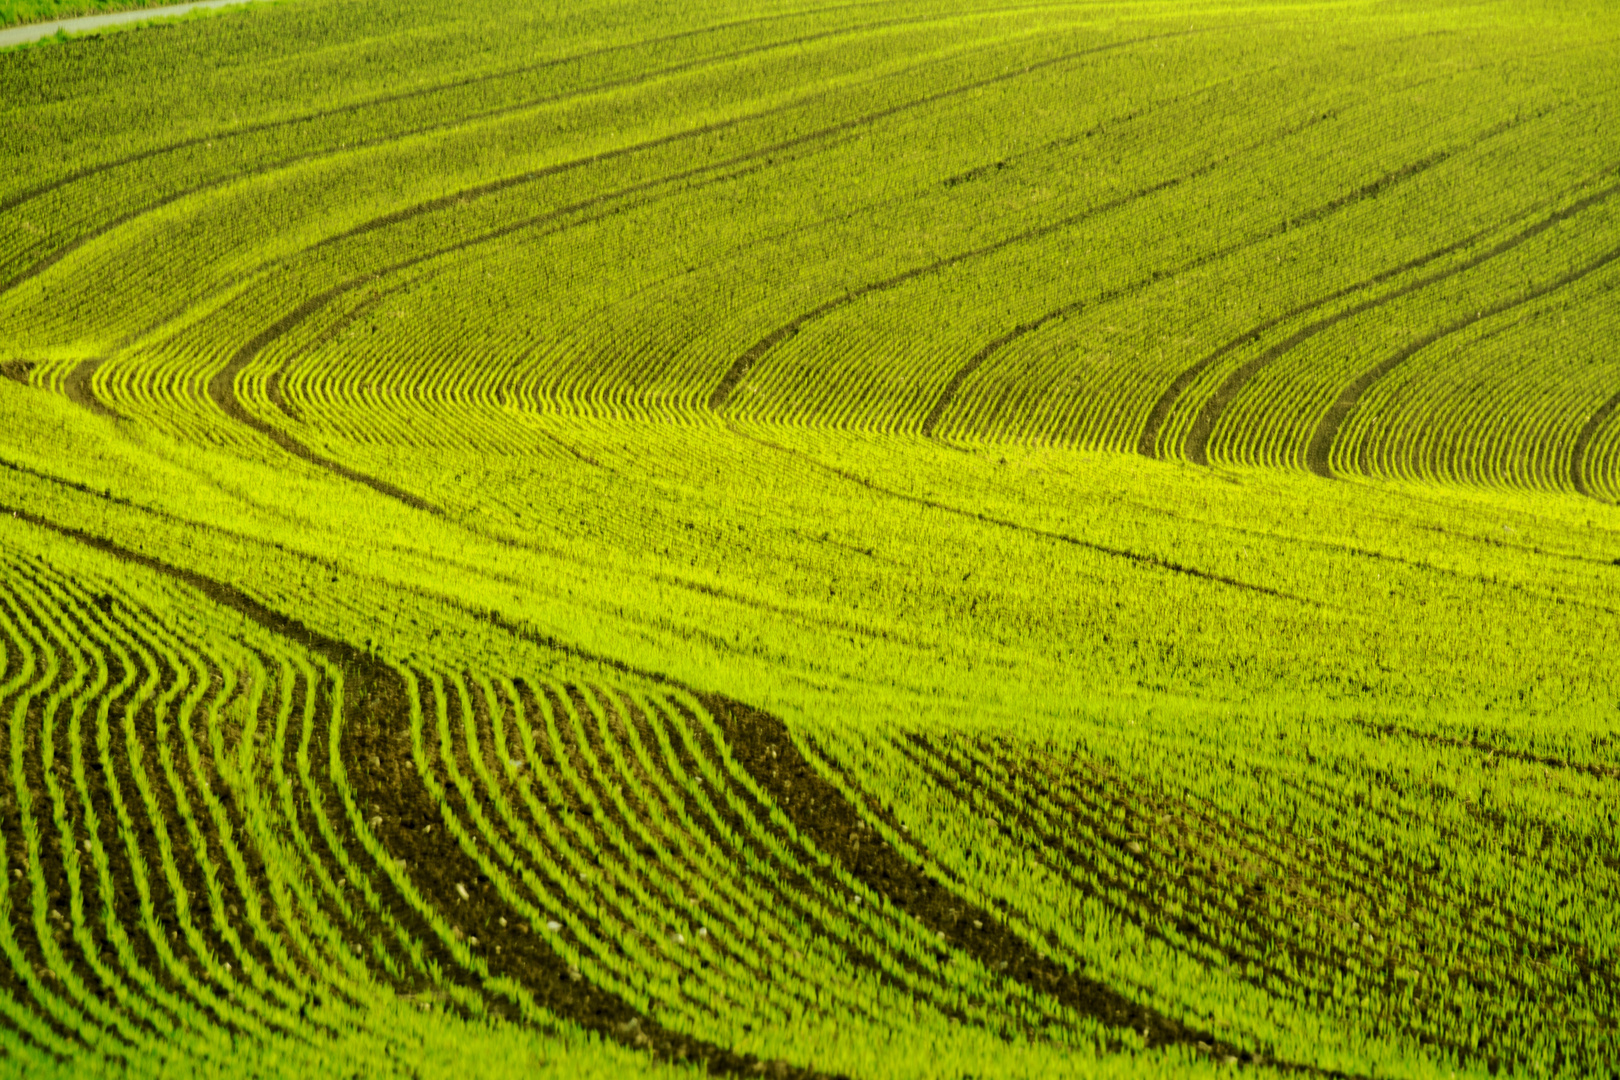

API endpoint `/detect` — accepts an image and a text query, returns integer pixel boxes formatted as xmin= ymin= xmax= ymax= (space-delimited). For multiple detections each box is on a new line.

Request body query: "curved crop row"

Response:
xmin=7 ymin=4 xmax=1611 ymax=498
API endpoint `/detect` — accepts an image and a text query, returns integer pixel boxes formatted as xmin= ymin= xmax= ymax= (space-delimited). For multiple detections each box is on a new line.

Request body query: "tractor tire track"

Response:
xmin=196 ymin=188 xmax=719 ymax=512
xmin=925 ymin=101 xmax=1538 ymax=442
xmin=327 ymin=26 xmax=1217 ymax=267
xmin=3 ymin=449 xmax=897 ymax=658
xmin=888 ymin=734 xmax=1349 ymax=1041
xmin=5 ymin=185 xmax=242 ymax=297
xmin=709 ymin=24 xmax=1289 ymax=414
xmin=0 ymin=9 xmax=942 ymax=297
xmin=1571 ymin=386 xmax=1620 ymax=499
xmin=704 ymin=697 xmax=1212 ymax=1050
xmin=0 ymin=579 xmax=195 ymax=1045
xmin=264 ymin=272 xmax=431 ymax=426
xmin=707 ymin=698 xmax=1389 ymax=1078
xmin=1181 ymin=176 xmax=1620 ymax=468
xmin=0 ymin=510 xmax=471 ymax=1014
xmin=379 ymin=673 xmax=847 ymax=1077
xmin=61 ymin=358 xmax=121 ymax=420
xmin=188 ymin=30 xmax=1216 ymax=504
xmin=205 ymin=289 xmax=444 ymax=515
xmin=751 ymin=35 xmax=1543 ymax=430
xmin=0 ymin=0 xmax=905 ymax=216
xmin=1308 ymin=240 xmax=1620 ymax=478
xmin=1353 ymin=720 xmax=1620 ymax=783
xmin=0 ymin=474 xmax=1320 ymax=1059
xmin=1 ymin=504 xmax=848 ymax=1080
xmin=952 ymin=731 xmax=1602 ymax=1075
xmin=0 ymin=492 xmax=1464 ymax=1078
xmin=913 ymin=733 xmax=1495 ymax=1054
xmin=726 ymin=422 xmax=1316 ymax=603
xmin=80 ymin=25 xmax=1255 ymax=446
xmin=1133 ymin=136 xmax=1525 ymax=459
xmin=0 ymin=576 xmax=213 ymax=1036
xmin=717 ymin=142 xmax=1235 ymax=414
xmin=473 ymin=681 xmax=937 ymax=1034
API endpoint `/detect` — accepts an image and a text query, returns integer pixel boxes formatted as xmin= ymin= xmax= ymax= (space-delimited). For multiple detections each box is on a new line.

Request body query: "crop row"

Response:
xmin=804 ymin=715 xmax=1619 ymax=1076
xmin=4 ymin=351 xmax=1620 ymax=1075
xmin=0 ymin=513 xmax=1247 ymax=1078
xmin=4 ymin=4 xmax=1616 ymax=497
xmin=0 ymin=517 xmax=764 ymax=1079
xmin=0 ymin=550 xmax=446 ymax=1075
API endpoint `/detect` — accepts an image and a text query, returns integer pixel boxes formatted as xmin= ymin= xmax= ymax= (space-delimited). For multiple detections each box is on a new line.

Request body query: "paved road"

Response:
xmin=0 ymin=0 xmax=263 ymax=48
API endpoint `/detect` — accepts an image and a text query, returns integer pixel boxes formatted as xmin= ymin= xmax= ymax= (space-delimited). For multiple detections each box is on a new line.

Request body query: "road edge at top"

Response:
xmin=0 ymin=0 xmax=270 ymax=49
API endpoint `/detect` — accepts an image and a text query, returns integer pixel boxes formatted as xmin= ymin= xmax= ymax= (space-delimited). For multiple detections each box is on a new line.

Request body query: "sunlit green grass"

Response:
xmin=1 ymin=0 xmax=1617 ymax=1074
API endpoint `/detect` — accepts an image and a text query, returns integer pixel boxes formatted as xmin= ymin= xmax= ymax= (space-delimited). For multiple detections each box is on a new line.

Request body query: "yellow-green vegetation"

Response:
xmin=0 ymin=0 xmax=1617 ymax=1076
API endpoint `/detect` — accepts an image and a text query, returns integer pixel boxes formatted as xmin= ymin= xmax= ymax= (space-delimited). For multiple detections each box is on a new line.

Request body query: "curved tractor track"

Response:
xmin=9 ymin=4 xmax=1616 ymax=499
xmin=0 ymin=503 xmax=1389 ymax=1077
xmin=1172 ymin=174 xmax=1620 ymax=472
xmin=4 ymin=1 xmax=1620 ymax=1075
xmin=1 ymin=506 xmax=846 ymax=1078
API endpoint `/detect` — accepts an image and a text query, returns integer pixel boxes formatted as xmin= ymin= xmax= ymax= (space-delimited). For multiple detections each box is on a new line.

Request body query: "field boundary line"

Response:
xmin=0 ymin=0 xmax=262 ymax=49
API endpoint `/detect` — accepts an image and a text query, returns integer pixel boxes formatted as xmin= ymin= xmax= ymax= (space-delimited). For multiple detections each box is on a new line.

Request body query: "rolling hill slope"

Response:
xmin=0 ymin=0 xmax=1617 ymax=1076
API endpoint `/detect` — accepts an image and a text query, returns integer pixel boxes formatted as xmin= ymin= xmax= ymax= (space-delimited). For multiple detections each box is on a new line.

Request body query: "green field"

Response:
xmin=1 ymin=0 xmax=1618 ymax=1076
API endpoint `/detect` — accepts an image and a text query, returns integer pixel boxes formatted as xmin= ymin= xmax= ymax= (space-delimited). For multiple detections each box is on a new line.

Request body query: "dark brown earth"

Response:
xmin=704 ymin=697 xmax=1247 ymax=1054
xmin=2 ymin=496 xmax=1428 ymax=1079
xmin=4 ymin=502 xmax=844 ymax=1079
